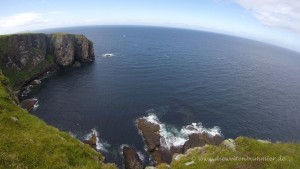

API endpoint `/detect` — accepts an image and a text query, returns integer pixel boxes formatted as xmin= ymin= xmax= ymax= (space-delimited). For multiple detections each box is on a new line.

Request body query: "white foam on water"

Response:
xmin=102 ymin=53 xmax=114 ymax=58
xmin=32 ymin=97 xmax=39 ymax=110
xmin=119 ymin=144 xmax=129 ymax=155
xmin=21 ymin=85 xmax=33 ymax=97
xmin=181 ymin=123 xmax=221 ymax=137
xmin=142 ymin=113 xmax=222 ymax=150
xmin=143 ymin=113 xmax=160 ymax=125
xmin=84 ymin=129 xmax=111 ymax=152
xmin=137 ymin=151 xmax=145 ymax=162
xmin=40 ymin=71 xmax=54 ymax=80
xmin=68 ymin=131 xmax=77 ymax=138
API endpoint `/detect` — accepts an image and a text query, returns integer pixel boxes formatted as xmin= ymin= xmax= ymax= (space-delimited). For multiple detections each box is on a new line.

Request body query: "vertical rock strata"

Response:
xmin=0 ymin=33 xmax=95 ymax=88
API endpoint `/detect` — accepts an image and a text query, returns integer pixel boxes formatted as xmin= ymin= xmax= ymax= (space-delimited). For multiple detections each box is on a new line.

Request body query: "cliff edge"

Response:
xmin=0 ymin=70 xmax=116 ymax=169
xmin=0 ymin=33 xmax=95 ymax=88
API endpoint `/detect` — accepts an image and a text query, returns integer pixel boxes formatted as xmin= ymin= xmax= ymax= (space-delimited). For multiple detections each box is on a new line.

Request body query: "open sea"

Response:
xmin=25 ymin=26 xmax=300 ymax=166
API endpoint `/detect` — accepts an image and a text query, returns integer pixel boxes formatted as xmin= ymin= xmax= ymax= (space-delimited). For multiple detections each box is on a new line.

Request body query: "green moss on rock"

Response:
xmin=0 ymin=33 xmax=95 ymax=89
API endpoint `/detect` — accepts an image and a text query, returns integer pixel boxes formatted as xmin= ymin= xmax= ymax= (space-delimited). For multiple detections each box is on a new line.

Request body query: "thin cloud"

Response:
xmin=230 ymin=0 xmax=300 ymax=33
xmin=48 ymin=11 xmax=64 ymax=14
xmin=0 ymin=12 xmax=47 ymax=34
xmin=0 ymin=12 xmax=46 ymax=28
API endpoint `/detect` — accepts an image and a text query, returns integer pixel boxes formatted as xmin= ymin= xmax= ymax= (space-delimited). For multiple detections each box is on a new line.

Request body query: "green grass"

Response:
xmin=167 ymin=137 xmax=300 ymax=169
xmin=0 ymin=71 xmax=117 ymax=169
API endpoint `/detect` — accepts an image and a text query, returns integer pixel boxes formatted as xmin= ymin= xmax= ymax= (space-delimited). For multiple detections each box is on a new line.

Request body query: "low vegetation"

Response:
xmin=0 ymin=71 xmax=116 ymax=169
xmin=161 ymin=137 xmax=300 ymax=169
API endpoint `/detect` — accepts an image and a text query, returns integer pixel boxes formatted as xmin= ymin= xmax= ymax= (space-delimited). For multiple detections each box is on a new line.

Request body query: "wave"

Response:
xmin=21 ymin=85 xmax=34 ymax=97
xmin=32 ymin=97 xmax=39 ymax=110
xmin=102 ymin=53 xmax=114 ymax=58
xmin=84 ymin=129 xmax=111 ymax=152
xmin=142 ymin=113 xmax=222 ymax=149
xmin=39 ymin=71 xmax=54 ymax=80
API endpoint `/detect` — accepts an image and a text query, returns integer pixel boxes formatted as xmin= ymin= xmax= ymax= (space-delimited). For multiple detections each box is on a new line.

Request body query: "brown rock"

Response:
xmin=83 ymin=132 xmax=97 ymax=150
xmin=122 ymin=146 xmax=143 ymax=169
xmin=137 ymin=118 xmax=160 ymax=152
xmin=151 ymin=145 xmax=184 ymax=164
xmin=20 ymin=99 xmax=37 ymax=111
xmin=137 ymin=118 xmax=187 ymax=165
xmin=183 ymin=133 xmax=223 ymax=152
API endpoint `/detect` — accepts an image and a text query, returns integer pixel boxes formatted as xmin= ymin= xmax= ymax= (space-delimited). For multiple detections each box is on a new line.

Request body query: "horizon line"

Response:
xmin=3 ymin=24 xmax=300 ymax=55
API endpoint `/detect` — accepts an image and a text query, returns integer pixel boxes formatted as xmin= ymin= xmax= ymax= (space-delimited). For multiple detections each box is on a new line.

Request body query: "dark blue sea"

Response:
xmin=26 ymin=26 xmax=300 ymax=166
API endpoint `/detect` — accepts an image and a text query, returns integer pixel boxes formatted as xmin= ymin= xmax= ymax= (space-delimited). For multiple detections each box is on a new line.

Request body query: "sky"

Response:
xmin=1 ymin=0 xmax=300 ymax=53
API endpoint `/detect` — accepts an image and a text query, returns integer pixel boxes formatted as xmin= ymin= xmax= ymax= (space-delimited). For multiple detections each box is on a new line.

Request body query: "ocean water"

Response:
xmin=26 ymin=26 xmax=300 ymax=165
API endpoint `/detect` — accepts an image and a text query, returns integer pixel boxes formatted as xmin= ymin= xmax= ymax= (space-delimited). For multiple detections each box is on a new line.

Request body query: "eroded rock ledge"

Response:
xmin=0 ymin=33 xmax=95 ymax=88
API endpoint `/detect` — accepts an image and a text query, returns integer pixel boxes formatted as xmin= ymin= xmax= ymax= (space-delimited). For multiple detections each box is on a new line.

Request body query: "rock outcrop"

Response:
xmin=83 ymin=132 xmax=97 ymax=150
xmin=122 ymin=146 xmax=143 ymax=169
xmin=20 ymin=98 xmax=38 ymax=111
xmin=137 ymin=117 xmax=224 ymax=165
xmin=137 ymin=118 xmax=161 ymax=152
xmin=183 ymin=133 xmax=223 ymax=152
xmin=0 ymin=33 xmax=95 ymax=88
xmin=137 ymin=118 xmax=182 ymax=164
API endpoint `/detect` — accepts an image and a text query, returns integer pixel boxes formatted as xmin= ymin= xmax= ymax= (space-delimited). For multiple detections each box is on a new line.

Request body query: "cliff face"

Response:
xmin=0 ymin=33 xmax=95 ymax=88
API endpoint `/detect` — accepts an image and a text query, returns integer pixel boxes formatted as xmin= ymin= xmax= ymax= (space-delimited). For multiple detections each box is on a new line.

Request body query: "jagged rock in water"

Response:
xmin=83 ymin=132 xmax=97 ymax=150
xmin=137 ymin=118 xmax=183 ymax=164
xmin=137 ymin=118 xmax=161 ymax=152
xmin=20 ymin=99 xmax=37 ymax=111
xmin=122 ymin=146 xmax=143 ymax=169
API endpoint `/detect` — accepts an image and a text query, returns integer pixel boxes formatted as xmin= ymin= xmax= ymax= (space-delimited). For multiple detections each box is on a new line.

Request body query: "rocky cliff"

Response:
xmin=0 ymin=33 xmax=95 ymax=88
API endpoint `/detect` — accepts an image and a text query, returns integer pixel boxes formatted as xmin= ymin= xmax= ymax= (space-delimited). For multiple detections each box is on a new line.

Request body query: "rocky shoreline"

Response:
xmin=79 ymin=113 xmax=225 ymax=169
xmin=2 ymin=32 xmax=226 ymax=168
xmin=135 ymin=115 xmax=224 ymax=167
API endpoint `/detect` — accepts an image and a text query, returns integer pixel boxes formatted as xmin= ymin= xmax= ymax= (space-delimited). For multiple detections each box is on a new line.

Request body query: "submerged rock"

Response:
xmin=183 ymin=133 xmax=224 ymax=152
xmin=122 ymin=146 xmax=143 ymax=169
xmin=20 ymin=99 xmax=37 ymax=111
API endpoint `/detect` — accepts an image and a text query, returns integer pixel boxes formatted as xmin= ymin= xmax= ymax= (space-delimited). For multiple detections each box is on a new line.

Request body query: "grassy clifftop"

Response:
xmin=157 ymin=137 xmax=300 ymax=169
xmin=0 ymin=71 xmax=116 ymax=169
